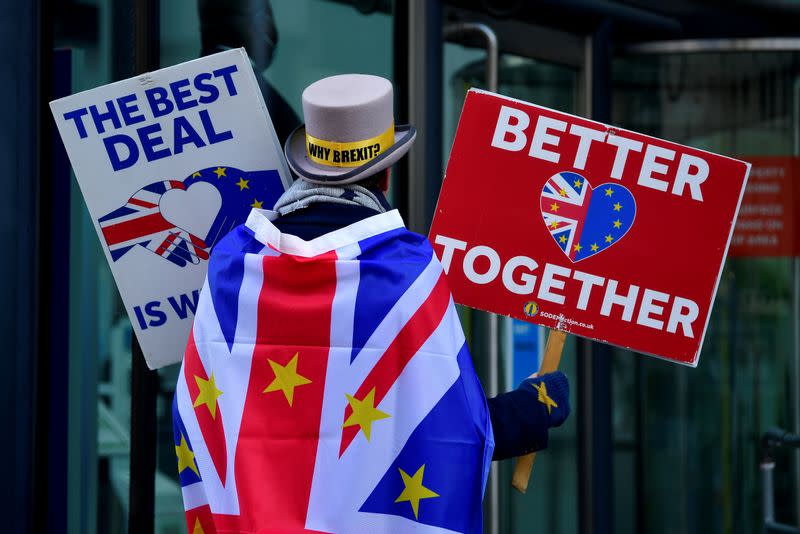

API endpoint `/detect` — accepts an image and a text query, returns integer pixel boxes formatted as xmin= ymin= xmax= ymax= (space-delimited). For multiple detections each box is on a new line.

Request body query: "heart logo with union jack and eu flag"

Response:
xmin=539 ymin=171 xmax=637 ymax=263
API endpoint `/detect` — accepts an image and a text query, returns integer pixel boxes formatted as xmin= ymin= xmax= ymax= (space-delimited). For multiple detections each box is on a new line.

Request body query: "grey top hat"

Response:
xmin=284 ymin=74 xmax=416 ymax=185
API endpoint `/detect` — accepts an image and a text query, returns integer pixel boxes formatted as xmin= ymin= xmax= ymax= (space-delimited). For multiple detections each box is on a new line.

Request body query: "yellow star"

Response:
xmin=559 ymin=235 xmax=567 ymax=244
xmin=559 ymin=188 xmax=568 ymax=197
xmin=395 ymin=465 xmax=439 ymax=520
xmin=192 ymin=171 xmax=202 ymax=178
xmin=573 ymin=243 xmax=582 ymax=252
xmin=591 ymin=243 xmax=599 ymax=252
xmin=532 ymin=382 xmax=559 ymax=414
xmin=193 ymin=373 xmax=223 ymax=419
xmin=175 ymin=434 xmax=199 ymax=476
xmin=613 ymin=219 xmax=622 ymax=229
xmin=343 ymin=387 xmax=390 ymax=441
xmin=235 ymin=177 xmax=250 ymax=191
xmin=613 ymin=202 xmax=622 ymax=211
xmin=550 ymin=202 xmax=560 ymax=212
xmin=263 ymin=353 xmax=311 ymax=406
xmin=605 ymin=187 xmax=614 ymax=196
xmin=193 ymin=518 xmax=205 ymax=534
xmin=573 ymin=179 xmax=582 ymax=188
xmin=251 ymin=198 xmax=263 ymax=209
xmin=605 ymin=234 xmax=614 ymax=243
xmin=549 ymin=220 xmax=559 ymax=229
xmin=213 ymin=166 xmax=227 ymax=178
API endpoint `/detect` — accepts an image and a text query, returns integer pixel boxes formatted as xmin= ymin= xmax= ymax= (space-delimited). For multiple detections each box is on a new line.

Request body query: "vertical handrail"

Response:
xmin=443 ymin=21 xmax=500 ymax=534
xmin=442 ymin=22 xmax=498 ymax=93
xmin=761 ymin=429 xmax=800 ymax=532
xmin=762 ymin=459 xmax=776 ymax=525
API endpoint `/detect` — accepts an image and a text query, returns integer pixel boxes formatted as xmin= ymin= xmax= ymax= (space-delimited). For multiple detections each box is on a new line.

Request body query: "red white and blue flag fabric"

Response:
xmin=173 ymin=209 xmax=494 ymax=534
xmin=98 ymin=166 xmax=283 ymax=268
xmin=98 ymin=179 xmax=209 ymax=267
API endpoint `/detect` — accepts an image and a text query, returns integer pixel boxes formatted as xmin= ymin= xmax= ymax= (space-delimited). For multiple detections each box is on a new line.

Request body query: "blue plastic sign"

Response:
xmin=50 ymin=49 xmax=292 ymax=368
xmin=512 ymin=320 xmax=544 ymax=386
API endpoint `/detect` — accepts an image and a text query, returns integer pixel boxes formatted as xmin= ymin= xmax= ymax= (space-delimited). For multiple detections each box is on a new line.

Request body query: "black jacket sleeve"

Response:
xmin=487 ymin=371 xmax=570 ymax=461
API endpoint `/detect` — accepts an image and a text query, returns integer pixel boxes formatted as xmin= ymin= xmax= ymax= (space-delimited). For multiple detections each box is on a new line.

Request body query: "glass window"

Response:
xmin=611 ymin=50 xmax=800 ymax=533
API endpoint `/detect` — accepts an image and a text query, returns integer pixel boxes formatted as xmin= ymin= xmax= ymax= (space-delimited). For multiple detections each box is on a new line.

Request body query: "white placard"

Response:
xmin=51 ymin=48 xmax=292 ymax=368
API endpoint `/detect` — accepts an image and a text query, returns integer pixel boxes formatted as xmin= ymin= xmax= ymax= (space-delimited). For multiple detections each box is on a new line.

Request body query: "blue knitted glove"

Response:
xmin=521 ymin=371 xmax=570 ymax=428
xmin=487 ymin=370 xmax=571 ymax=460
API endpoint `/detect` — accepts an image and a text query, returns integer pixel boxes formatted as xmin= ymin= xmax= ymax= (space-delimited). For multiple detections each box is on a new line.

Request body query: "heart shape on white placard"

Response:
xmin=159 ymin=181 xmax=222 ymax=240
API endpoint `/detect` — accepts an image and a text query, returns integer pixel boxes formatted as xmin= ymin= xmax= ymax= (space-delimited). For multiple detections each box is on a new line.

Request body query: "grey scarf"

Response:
xmin=272 ymin=178 xmax=388 ymax=216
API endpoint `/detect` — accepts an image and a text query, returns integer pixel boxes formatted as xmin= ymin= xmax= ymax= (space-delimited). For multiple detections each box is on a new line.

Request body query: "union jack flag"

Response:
xmin=540 ymin=171 xmax=590 ymax=261
xmin=98 ymin=180 xmax=209 ymax=268
xmin=173 ymin=209 xmax=494 ymax=533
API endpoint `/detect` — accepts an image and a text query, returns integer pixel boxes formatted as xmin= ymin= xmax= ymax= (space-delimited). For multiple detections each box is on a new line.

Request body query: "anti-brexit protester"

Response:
xmin=172 ymin=74 xmax=571 ymax=533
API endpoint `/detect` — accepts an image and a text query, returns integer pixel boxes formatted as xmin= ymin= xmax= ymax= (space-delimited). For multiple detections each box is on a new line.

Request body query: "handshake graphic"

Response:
xmin=98 ymin=166 xmax=281 ymax=268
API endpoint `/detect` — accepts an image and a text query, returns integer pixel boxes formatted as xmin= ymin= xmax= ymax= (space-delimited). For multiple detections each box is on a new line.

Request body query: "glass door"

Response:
xmin=611 ymin=45 xmax=800 ymax=534
xmin=441 ymin=10 xmax=588 ymax=534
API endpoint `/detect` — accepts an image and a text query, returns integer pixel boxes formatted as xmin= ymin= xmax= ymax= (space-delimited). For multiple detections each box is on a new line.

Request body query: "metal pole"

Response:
xmin=129 ymin=340 xmax=158 ymax=534
xmin=487 ymin=313 xmax=500 ymax=534
xmin=792 ymin=76 xmax=800 ymax=524
xmin=129 ymin=1 xmax=159 ymax=533
xmin=578 ymin=18 xmax=614 ymax=534
xmin=483 ymin=27 xmax=500 ymax=534
xmin=32 ymin=0 xmax=58 ymax=529
xmin=405 ymin=0 xmax=442 ymax=233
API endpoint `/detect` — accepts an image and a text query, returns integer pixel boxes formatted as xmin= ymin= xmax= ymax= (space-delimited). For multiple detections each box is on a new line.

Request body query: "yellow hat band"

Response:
xmin=306 ymin=124 xmax=395 ymax=168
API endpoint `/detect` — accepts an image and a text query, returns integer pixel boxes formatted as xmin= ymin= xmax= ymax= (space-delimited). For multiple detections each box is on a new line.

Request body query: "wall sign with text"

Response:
xmin=729 ymin=156 xmax=800 ymax=257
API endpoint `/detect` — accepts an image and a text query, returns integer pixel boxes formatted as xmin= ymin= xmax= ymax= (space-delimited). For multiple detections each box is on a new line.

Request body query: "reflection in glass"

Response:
xmin=612 ymin=50 xmax=800 ymax=534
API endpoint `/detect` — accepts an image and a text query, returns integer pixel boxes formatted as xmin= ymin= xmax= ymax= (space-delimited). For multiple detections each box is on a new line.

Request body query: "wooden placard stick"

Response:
xmin=511 ymin=328 xmax=567 ymax=493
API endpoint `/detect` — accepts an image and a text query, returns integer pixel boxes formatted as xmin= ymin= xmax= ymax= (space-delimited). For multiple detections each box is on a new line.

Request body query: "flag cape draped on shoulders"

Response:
xmin=173 ymin=208 xmax=494 ymax=534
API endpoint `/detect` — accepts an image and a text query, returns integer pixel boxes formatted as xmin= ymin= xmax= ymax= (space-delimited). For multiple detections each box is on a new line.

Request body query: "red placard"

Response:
xmin=729 ymin=156 xmax=800 ymax=257
xmin=429 ymin=90 xmax=750 ymax=366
